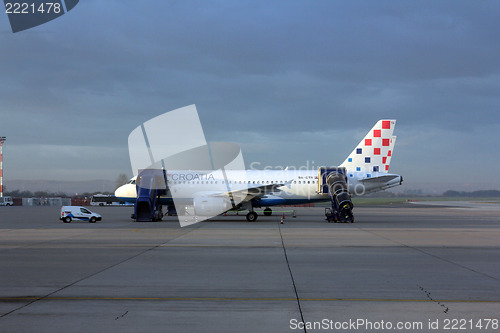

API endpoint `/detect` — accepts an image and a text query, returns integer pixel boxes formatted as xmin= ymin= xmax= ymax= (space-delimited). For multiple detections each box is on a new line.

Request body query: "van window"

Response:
xmin=80 ymin=208 xmax=91 ymax=214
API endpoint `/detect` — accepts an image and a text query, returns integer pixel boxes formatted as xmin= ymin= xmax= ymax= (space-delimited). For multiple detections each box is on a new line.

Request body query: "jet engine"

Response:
xmin=193 ymin=195 xmax=232 ymax=216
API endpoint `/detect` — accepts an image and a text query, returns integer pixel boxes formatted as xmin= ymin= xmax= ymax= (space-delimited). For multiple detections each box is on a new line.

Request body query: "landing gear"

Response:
xmin=242 ymin=202 xmax=258 ymax=222
xmin=152 ymin=206 xmax=163 ymax=222
xmin=246 ymin=211 xmax=258 ymax=222
xmin=263 ymin=208 xmax=272 ymax=216
xmin=166 ymin=205 xmax=177 ymax=216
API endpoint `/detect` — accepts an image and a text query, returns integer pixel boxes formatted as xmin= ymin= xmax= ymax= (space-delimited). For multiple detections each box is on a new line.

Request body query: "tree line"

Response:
xmin=442 ymin=190 xmax=500 ymax=197
xmin=4 ymin=190 xmax=113 ymax=199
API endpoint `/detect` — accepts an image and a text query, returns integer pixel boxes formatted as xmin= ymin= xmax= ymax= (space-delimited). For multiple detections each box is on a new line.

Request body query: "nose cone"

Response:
xmin=115 ymin=184 xmax=136 ymax=199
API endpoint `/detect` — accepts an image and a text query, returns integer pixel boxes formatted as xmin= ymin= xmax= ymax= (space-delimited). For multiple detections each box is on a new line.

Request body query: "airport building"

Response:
xmin=21 ymin=197 xmax=71 ymax=206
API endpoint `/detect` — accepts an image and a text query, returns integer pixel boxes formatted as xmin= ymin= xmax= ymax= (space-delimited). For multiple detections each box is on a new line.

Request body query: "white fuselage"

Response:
xmin=115 ymin=169 xmax=402 ymax=206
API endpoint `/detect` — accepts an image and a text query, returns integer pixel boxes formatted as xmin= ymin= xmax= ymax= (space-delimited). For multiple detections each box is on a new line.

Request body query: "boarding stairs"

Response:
xmin=133 ymin=169 xmax=168 ymax=222
xmin=318 ymin=167 xmax=354 ymax=223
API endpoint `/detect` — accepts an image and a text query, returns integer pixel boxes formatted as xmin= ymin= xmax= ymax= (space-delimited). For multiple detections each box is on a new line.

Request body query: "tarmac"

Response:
xmin=0 ymin=203 xmax=499 ymax=333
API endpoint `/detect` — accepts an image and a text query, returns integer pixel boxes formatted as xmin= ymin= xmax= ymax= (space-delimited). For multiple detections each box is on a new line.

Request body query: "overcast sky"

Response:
xmin=1 ymin=0 xmax=499 ymax=192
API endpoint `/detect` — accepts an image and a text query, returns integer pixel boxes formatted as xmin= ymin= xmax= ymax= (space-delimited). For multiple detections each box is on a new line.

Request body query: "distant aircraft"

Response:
xmin=115 ymin=120 xmax=402 ymax=223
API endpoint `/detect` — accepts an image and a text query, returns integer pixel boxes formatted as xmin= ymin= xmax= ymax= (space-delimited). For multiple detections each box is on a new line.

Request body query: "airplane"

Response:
xmin=115 ymin=119 xmax=403 ymax=223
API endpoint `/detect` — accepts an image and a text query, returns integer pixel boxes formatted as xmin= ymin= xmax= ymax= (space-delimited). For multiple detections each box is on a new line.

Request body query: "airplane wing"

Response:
xmin=212 ymin=182 xmax=288 ymax=202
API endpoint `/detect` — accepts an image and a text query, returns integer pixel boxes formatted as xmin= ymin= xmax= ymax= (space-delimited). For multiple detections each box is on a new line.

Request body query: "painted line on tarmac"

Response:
xmin=1 ymin=296 xmax=499 ymax=303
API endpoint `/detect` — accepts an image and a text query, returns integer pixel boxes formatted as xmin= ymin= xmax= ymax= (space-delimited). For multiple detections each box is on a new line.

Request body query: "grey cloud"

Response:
xmin=0 ymin=0 xmax=499 ymax=188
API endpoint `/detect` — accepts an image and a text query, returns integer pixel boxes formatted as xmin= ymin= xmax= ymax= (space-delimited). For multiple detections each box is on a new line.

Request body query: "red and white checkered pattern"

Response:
xmin=340 ymin=120 xmax=396 ymax=174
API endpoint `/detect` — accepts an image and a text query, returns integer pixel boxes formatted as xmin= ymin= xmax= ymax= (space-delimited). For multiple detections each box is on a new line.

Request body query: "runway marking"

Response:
xmin=1 ymin=296 xmax=499 ymax=303
xmin=354 ymin=227 xmax=500 ymax=282
xmin=0 ymin=225 xmax=205 ymax=319
xmin=278 ymin=215 xmax=306 ymax=327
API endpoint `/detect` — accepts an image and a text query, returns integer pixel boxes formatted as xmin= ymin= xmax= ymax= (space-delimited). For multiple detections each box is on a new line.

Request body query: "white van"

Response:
xmin=60 ymin=206 xmax=102 ymax=223
xmin=0 ymin=196 xmax=13 ymax=206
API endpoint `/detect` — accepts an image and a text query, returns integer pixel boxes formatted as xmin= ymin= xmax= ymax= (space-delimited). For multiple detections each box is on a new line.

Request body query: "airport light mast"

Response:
xmin=0 ymin=136 xmax=5 ymax=197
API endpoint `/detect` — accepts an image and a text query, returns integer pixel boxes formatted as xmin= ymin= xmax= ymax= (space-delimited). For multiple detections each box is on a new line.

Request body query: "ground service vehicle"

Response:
xmin=0 ymin=196 xmax=13 ymax=206
xmin=60 ymin=206 xmax=102 ymax=223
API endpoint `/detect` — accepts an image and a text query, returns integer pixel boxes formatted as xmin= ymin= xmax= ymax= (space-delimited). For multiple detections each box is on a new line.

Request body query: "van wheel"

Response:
xmin=64 ymin=217 xmax=72 ymax=223
xmin=89 ymin=217 xmax=96 ymax=223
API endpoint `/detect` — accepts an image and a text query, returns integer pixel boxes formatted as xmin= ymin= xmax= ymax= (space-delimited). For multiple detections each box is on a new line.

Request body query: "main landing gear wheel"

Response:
xmin=246 ymin=211 xmax=258 ymax=222
xmin=263 ymin=208 xmax=272 ymax=216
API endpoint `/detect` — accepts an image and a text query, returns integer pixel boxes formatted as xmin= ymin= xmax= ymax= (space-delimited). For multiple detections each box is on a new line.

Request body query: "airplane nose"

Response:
xmin=115 ymin=185 xmax=129 ymax=198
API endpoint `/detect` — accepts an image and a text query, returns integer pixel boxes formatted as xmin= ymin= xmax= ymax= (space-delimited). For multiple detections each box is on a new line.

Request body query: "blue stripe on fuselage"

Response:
xmin=116 ymin=196 xmax=329 ymax=207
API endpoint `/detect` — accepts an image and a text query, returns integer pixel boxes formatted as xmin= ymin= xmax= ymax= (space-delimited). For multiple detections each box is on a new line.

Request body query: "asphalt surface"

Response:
xmin=0 ymin=204 xmax=499 ymax=333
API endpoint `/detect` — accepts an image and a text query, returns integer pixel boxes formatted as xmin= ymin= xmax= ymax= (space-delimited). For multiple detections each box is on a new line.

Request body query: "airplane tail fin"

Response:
xmin=340 ymin=120 xmax=397 ymax=176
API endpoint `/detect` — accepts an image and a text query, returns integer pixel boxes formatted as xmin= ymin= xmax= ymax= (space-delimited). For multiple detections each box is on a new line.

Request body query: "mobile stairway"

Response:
xmin=132 ymin=169 xmax=167 ymax=222
xmin=318 ymin=167 xmax=354 ymax=223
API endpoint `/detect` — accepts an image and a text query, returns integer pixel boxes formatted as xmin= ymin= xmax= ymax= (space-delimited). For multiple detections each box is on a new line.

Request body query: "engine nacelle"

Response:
xmin=193 ymin=195 xmax=232 ymax=216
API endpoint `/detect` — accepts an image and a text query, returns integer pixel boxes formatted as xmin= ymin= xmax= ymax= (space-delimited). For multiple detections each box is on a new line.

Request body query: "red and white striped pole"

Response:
xmin=0 ymin=137 xmax=5 ymax=198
